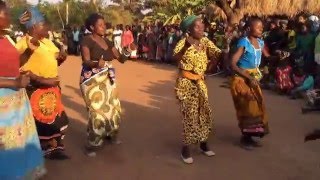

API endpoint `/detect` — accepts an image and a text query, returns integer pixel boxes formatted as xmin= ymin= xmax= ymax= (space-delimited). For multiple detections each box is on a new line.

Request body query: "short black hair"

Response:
xmin=248 ymin=17 xmax=262 ymax=28
xmin=85 ymin=13 xmax=104 ymax=31
xmin=0 ymin=0 xmax=6 ymax=10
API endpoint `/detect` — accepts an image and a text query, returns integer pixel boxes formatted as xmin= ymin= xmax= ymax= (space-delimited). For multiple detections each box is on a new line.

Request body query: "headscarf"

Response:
xmin=180 ymin=15 xmax=198 ymax=33
xmin=19 ymin=7 xmax=45 ymax=29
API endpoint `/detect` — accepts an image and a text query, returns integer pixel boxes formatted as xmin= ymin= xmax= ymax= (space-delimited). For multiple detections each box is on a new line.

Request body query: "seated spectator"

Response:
xmin=275 ymin=51 xmax=294 ymax=94
xmin=290 ymin=68 xmax=314 ymax=99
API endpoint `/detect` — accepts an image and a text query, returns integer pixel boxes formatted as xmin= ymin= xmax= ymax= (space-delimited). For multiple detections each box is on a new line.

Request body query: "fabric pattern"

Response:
xmin=80 ymin=67 xmax=121 ymax=147
xmin=0 ymin=88 xmax=44 ymax=178
xmin=29 ymin=87 xmax=64 ymax=124
xmin=230 ymin=69 xmax=268 ymax=136
xmin=276 ymin=66 xmax=294 ymax=91
xmin=26 ymin=86 xmax=68 ymax=156
xmin=174 ymin=37 xmax=221 ymax=74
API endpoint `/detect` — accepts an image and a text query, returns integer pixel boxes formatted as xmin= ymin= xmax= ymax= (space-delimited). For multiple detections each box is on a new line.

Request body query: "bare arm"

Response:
xmin=19 ymin=35 xmax=40 ymax=67
xmin=263 ymin=47 xmax=279 ymax=61
xmin=0 ymin=74 xmax=30 ymax=88
xmin=262 ymin=47 xmax=271 ymax=58
xmin=33 ymin=76 xmax=59 ymax=87
xmin=230 ymin=47 xmax=253 ymax=80
xmin=0 ymin=79 xmax=18 ymax=88
xmin=23 ymin=71 xmax=60 ymax=87
xmin=20 ymin=48 xmax=33 ymax=67
xmin=111 ymin=46 xmax=128 ymax=64
xmin=56 ymin=51 xmax=68 ymax=66
xmin=81 ymin=46 xmax=99 ymax=68
xmin=172 ymin=38 xmax=191 ymax=62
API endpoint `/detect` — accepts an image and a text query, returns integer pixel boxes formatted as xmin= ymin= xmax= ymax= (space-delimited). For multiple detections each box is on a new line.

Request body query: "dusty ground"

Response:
xmin=45 ymin=56 xmax=320 ymax=180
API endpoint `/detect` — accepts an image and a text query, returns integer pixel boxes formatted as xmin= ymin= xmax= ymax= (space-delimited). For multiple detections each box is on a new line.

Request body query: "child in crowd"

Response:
xmin=275 ymin=51 xmax=294 ymax=94
xmin=290 ymin=68 xmax=314 ymax=99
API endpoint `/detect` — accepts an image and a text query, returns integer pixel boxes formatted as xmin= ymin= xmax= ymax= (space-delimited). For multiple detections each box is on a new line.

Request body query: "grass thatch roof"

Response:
xmin=206 ymin=0 xmax=320 ymax=23
xmin=240 ymin=0 xmax=320 ymax=17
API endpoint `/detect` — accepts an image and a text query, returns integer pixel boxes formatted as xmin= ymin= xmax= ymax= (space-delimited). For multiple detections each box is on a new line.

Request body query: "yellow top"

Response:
xmin=106 ymin=28 xmax=114 ymax=42
xmin=288 ymin=30 xmax=296 ymax=50
xmin=173 ymin=37 xmax=221 ymax=75
xmin=16 ymin=37 xmax=59 ymax=78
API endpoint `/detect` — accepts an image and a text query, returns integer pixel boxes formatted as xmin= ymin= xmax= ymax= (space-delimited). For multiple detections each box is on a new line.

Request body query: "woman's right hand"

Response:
xmin=98 ymin=56 xmax=105 ymax=68
xmin=15 ymin=74 xmax=30 ymax=88
xmin=248 ymin=77 xmax=259 ymax=88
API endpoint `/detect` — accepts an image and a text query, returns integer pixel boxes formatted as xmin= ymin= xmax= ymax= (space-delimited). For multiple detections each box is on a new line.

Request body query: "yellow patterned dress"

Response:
xmin=174 ymin=37 xmax=221 ymax=145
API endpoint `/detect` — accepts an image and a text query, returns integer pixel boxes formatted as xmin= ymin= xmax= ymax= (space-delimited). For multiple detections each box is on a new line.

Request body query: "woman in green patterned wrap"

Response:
xmin=173 ymin=15 xmax=222 ymax=164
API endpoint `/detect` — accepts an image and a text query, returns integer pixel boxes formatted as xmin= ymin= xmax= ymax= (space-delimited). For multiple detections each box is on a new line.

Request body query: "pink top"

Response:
xmin=121 ymin=30 xmax=134 ymax=48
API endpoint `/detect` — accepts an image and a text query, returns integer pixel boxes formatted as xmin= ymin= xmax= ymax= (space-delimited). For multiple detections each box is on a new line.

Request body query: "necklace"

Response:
xmin=192 ymin=42 xmax=204 ymax=51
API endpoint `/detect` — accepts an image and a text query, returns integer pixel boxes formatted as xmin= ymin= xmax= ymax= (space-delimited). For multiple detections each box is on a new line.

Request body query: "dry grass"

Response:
xmin=241 ymin=0 xmax=320 ymax=17
xmin=206 ymin=0 xmax=320 ymax=23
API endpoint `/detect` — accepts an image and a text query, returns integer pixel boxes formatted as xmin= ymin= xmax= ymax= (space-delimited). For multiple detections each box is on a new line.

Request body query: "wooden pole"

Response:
xmin=66 ymin=2 xmax=69 ymax=25
xmin=56 ymin=6 xmax=65 ymax=29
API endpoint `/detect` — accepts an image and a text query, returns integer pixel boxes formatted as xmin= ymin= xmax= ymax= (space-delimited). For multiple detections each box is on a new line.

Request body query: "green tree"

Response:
xmin=146 ymin=0 xmax=207 ymax=25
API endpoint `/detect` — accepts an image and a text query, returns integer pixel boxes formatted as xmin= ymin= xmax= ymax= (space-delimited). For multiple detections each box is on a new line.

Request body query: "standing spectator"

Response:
xmin=146 ymin=26 xmax=157 ymax=61
xmin=105 ymin=22 xmax=113 ymax=42
xmin=296 ymin=24 xmax=316 ymax=74
xmin=113 ymin=24 xmax=123 ymax=53
xmin=121 ymin=25 xmax=134 ymax=50
xmin=65 ymin=26 xmax=74 ymax=55
xmin=73 ymin=26 xmax=80 ymax=55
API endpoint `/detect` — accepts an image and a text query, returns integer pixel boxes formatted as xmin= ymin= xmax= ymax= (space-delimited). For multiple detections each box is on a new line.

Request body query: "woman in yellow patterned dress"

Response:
xmin=173 ymin=15 xmax=221 ymax=164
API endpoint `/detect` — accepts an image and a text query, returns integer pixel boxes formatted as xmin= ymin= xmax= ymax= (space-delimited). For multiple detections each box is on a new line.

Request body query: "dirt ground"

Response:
xmin=45 ymin=56 xmax=320 ymax=180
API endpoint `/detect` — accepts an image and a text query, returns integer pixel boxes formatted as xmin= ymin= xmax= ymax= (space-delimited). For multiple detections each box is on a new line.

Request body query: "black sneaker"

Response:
xmin=240 ymin=136 xmax=254 ymax=150
xmin=46 ymin=150 xmax=70 ymax=160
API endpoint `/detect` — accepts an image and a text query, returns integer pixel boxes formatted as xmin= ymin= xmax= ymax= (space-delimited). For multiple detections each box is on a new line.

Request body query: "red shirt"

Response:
xmin=0 ymin=37 xmax=20 ymax=77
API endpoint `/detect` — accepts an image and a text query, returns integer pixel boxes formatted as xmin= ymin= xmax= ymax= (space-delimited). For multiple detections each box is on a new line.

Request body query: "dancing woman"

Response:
xmin=0 ymin=1 xmax=46 ymax=178
xmin=17 ymin=7 xmax=69 ymax=160
xmin=230 ymin=18 xmax=271 ymax=150
xmin=80 ymin=14 xmax=127 ymax=156
xmin=173 ymin=15 xmax=221 ymax=164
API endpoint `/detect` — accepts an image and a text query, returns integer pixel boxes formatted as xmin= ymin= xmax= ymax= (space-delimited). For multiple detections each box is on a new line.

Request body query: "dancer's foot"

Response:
xmin=250 ymin=138 xmax=263 ymax=147
xmin=84 ymin=145 xmax=100 ymax=157
xmin=240 ymin=136 xmax=254 ymax=150
xmin=111 ymin=139 xmax=122 ymax=145
xmin=107 ymin=135 xmax=122 ymax=145
xmin=181 ymin=146 xmax=193 ymax=164
xmin=45 ymin=150 xmax=70 ymax=160
xmin=200 ymin=142 xmax=216 ymax=157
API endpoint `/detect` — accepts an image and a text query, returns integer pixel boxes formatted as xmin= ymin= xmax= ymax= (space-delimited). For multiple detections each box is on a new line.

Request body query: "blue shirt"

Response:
xmin=297 ymin=75 xmax=314 ymax=91
xmin=237 ymin=37 xmax=264 ymax=69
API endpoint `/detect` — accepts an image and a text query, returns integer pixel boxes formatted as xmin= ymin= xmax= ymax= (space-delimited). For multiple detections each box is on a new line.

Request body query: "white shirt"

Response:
xmin=113 ymin=30 xmax=123 ymax=41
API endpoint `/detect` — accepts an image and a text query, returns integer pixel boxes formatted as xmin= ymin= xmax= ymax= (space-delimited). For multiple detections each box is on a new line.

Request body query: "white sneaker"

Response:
xmin=202 ymin=150 xmax=216 ymax=157
xmin=181 ymin=155 xmax=194 ymax=164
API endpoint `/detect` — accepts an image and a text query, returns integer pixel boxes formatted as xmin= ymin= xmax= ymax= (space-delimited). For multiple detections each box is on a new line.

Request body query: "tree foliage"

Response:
xmin=7 ymin=0 xmax=136 ymax=31
xmin=145 ymin=0 xmax=207 ymax=25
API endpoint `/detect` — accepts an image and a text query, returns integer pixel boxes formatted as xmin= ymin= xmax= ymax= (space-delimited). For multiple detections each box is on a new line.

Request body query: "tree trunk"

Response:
xmin=217 ymin=0 xmax=243 ymax=25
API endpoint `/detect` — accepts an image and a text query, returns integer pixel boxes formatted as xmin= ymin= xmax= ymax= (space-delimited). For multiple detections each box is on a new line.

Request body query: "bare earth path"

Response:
xmin=46 ymin=56 xmax=320 ymax=180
